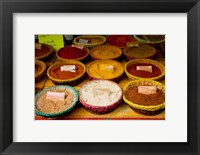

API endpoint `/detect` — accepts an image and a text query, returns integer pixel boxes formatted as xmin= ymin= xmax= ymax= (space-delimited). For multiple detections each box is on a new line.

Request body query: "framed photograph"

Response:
xmin=0 ymin=0 xmax=199 ymax=154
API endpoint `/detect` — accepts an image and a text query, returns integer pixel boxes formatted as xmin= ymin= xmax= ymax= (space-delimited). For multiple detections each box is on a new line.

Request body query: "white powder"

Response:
xmin=79 ymin=80 xmax=122 ymax=106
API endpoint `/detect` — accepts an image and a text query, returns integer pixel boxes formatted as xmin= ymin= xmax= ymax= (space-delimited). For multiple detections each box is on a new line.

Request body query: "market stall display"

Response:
xmin=35 ymin=34 xmax=165 ymax=120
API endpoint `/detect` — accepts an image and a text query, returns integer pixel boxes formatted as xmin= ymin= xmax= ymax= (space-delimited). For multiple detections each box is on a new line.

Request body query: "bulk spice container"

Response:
xmin=35 ymin=35 xmax=165 ymax=119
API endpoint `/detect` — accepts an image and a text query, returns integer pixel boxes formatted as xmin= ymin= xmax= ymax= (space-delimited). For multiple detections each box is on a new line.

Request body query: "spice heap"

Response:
xmin=90 ymin=44 xmax=122 ymax=60
xmin=87 ymin=60 xmax=124 ymax=80
xmin=36 ymin=87 xmax=75 ymax=114
xmin=127 ymin=63 xmax=161 ymax=78
xmin=57 ymin=46 xmax=88 ymax=60
xmin=79 ymin=80 xmax=122 ymax=107
xmin=35 ymin=43 xmax=53 ymax=59
xmin=106 ymin=35 xmax=136 ymax=48
xmin=49 ymin=64 xmax=84 ymax=80
xmin=125 ymin=86 xmax=165 ymax=106
xmin=123 ymin=80 xmax=165 ymax=115
xmin=123 ymin=44 xmax=156 ymax=59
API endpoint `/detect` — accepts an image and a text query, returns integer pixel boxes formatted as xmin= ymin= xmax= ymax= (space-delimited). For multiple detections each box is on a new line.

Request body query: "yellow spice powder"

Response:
xmin=88 ymin=60 xmax=124 ymax=79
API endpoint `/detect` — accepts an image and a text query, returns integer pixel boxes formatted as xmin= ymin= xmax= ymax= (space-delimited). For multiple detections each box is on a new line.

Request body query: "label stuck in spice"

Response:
xmin=78 ymin=38 xmax=89 ymax=44
xmin=46 ymin=91 xmax=65 ymax=103
xmin=35 ymin=43 xmax=42 ymax=50
xmin=99 ymin=64 xmax=114 ymax=71
xmin=61 ymin=65 xmax=76 ymax=72
xmin=136 ymin=66 xmax=152 ymax=73
xmin=126 ymin=41 xmax=139 ymax=47
xmin=138 ymin=86 xmax=157 ymax=95
xmin=72 ymin=44 xmax=84 ymax=50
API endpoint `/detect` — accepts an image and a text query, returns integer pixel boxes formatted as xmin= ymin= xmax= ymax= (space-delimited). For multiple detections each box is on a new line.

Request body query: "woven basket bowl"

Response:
xmin=124 ymin=59 xmax=165 ymax=81
xmin=79 ymin=80 xmax=123 ymax=114
xmin=123 ymin=45 xmax=157 ymax=60
xmin=47 ymin=60 xmax=86 ymax=84
xmin=56 ymin=46 xmax=90 ymax=61
xmin=35 ymin=44 xmax=53 ymax=60
xmin=35 ymin=60 xmax=46 ymax=81
xmin=90 ymin=44 xmax=122 ymax=60
xmin=123 ymin=79 xmax=165 ymax=112
xmin=86 ymin=60 xmax=124 ymax=82
xmin=35 ymin=85 xmax=78 ymax=118
xmin=73 ymin=35 xmax=106 ymax=47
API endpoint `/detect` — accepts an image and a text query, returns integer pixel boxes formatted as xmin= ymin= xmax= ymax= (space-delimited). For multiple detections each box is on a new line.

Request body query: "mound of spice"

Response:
xmin=35 ymin=63 xmax=42 ymax=75
xmin=57 ymin=46 xmax=88 ymax=59
xmin=127 ymin=63 xmax=161 ymax=78
xmin=90 ymin=45 xmax=122 ymax=60
xmin=35 ymin=44 xmax=52 ymax=58
xmin=49 ymin=64 xmax=84 ymax=80
xmin=87 ymin=60 xmax=124 ymax=80
xmin=124 ymin=85 xmax=165 ymax=106
xmin=106 ymin=35 xmax=135 ymax=48
xmin=36 ymin=88 xmax=74 ymax=114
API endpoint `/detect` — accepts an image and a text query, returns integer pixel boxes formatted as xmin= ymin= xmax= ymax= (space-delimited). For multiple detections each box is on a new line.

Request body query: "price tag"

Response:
xmin=72 ymin=44 xmax=84 ymax=50
xmin=46 ymin=92 xmax=65 ymax=103
xmin=60 ymin=65 xmax=76 ymax=72
xmin=126 ymin=41 xmax=139 ymax=47
xmin=38 ymin=35 xmax=64 ymax=52
xmin=35 ymin=43 xmax=42 ymax=50
xmin=100 ymin=64 xmax=114 ymax=71
xmin=136 ymin=66 xmax=152 ymax=73
xmin=78 ymin=38 xmax=89 ymax=44
xmin=138 ymin=86 xmax=157 ymax=95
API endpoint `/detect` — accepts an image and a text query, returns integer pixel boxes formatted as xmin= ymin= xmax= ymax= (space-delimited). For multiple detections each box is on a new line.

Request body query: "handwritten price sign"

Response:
xmin=38 ymin=35 xmax=64 ymax=52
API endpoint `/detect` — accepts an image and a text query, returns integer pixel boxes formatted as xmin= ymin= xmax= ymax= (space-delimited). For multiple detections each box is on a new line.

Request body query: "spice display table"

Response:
xmin=35 ymin=54 xmax=165 ymax=120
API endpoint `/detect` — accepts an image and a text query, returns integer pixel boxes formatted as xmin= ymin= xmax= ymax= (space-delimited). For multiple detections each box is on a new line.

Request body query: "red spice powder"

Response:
xmin=57 ymin=46 xmax=87 ymax=59
xmin=127 ymin=63 xmax=161 ymax=78
xmin=107 ymin=35 xmax=135 ymax=48
xmin=50 ymin=64 xmax=84 ymax=80
xmin=35 ymin=44 xmax=51 ymax=57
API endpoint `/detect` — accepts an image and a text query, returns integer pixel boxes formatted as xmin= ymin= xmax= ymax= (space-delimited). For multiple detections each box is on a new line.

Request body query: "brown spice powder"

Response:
xmin=125 ymin=86 xmax=165 ymax=106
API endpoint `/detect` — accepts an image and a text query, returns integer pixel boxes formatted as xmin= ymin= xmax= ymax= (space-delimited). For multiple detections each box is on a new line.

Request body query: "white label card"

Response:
xmin=138 ymin=86 xmax=157 ymax=95
xmin=60 ymin=65 xmax=76 ymax=72
xmin=136 ymin=66 xmax=152 ymax=73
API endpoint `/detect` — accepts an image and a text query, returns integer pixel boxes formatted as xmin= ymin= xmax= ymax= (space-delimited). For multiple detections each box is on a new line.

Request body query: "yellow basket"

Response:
xmin=47 ymin=60 xmax=86 ymax=84
xmin=73 ymin=35 xmax=106 ymax=47
xmin=124 ymin=59 xmax=165 ymax=81
xmin=35 ymin=60 xmax=46 ymax=80
xmin=123 ymin=79 xmax=165 ymax=111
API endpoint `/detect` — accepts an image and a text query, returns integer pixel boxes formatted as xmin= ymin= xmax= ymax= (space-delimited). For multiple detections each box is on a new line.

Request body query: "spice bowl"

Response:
xmin=90 ymin=44 xmax=122 ymax=60
xmin=47 ymin=60 xmax=86 ymax=85
xmin=73 ymin=35 xmax=106 ymax=47
xmin=79 ymin=80 xmax=123 ymax=114
xmin=35 ymin=85 xmax=78 ymax=118
xmin=86 ymin=60 xmax=124 ymax=82
xmin=123 ymin=79 xmax=165 ymax=115
xmin=124 ymin=59 xmax=165 ymax=81
xmin=35 ymin=43 xmax=54 ymax=60
xmin=56 ymin=46 xmax=90 ymax=61
xmin=35 ymin=60 xmax=46 ymax=81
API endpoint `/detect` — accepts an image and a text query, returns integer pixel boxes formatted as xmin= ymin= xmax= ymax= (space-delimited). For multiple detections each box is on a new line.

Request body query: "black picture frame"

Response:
xmin=0 ymin=0 xmax=199 ymax=154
